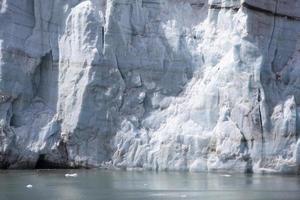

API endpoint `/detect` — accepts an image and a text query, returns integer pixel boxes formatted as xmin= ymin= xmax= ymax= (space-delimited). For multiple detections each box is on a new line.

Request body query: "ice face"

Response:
xmin=0 ymin=0 xmax=299 ymax=174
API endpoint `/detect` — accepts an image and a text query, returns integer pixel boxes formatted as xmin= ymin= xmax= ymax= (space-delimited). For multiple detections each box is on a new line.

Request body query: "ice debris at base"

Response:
xmin=65 ymin=173 xmax=78 ymax=178
xmin=0 ymin=0 xmax=300 ymax=174
xmin=220 ymin=174 xmax=232 ymax=177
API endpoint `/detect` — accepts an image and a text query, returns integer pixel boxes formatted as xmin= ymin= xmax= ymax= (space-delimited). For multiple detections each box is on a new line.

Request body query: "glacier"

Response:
xmin=0 ymin=0 xmax=300 ymax=174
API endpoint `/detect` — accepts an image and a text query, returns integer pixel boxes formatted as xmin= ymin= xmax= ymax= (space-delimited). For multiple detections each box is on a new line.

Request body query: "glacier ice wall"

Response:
xmin=0 ymin=0 xmax=300 ymax=173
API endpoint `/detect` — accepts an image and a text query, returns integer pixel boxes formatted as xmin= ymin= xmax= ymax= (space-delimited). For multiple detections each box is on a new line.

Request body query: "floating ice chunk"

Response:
xmin=221 ymin=174 xmax=232 ymax=177
xmin=26 ymin=184 xmax=33 ymax=188
xmin=65 ymin=173 xmax=78 ymax=177
xmin=180 ymin=194 xmax=187 ymax=198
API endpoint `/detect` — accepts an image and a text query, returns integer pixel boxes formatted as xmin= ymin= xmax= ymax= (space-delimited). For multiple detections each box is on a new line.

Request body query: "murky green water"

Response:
xmin=0 ymin=170 xmax=299 ymax=200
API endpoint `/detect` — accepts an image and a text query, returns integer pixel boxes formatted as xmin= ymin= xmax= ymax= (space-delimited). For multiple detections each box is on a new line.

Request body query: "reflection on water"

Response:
xmin=0 ymin=170 xmax=299 ymax=200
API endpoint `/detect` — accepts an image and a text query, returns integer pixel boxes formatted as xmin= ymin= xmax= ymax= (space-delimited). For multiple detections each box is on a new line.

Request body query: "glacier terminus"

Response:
xmin=0 ymin=0 xmax=300 ymax=174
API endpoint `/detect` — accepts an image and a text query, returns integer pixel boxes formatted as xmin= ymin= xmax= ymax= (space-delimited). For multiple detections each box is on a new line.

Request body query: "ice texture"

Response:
xmin=0 ymin=0 xmax=299 ymax=174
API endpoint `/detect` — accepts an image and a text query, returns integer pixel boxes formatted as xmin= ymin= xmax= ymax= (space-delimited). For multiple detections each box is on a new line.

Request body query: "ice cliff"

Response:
xmin=0 ymin=0 xmax=300 ymax=174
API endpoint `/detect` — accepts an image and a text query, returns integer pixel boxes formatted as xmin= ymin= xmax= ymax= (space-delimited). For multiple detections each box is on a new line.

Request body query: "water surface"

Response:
xmin=0 ymin=170 xmax=299 ymax=200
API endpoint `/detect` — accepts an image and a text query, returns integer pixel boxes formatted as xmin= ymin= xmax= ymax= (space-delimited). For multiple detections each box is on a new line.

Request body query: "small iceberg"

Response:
xmin=65 ymin=173 xmax=78 ymax=177
xmin=26 ymin=184 xmax=33 ymax=188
